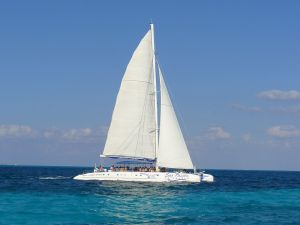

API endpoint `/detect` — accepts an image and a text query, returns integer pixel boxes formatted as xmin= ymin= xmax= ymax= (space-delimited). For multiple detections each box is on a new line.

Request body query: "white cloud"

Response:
xmin=270 ymin=105 xmax=300 ymax=116
xmin=43 ymin=129 xmax=65 ymax=139
xmin=62 ymin=128 xmax=92 ymax=140
xmin=207 ymin=127 xmax=231 ymax=140
xmin=258 ymin=90 xmax=300 ymax=100
xmin=232 ymin=104 xmax=262 ymax=112
xmin=187 ymin=127 xmax=233 ymax=151
xmin=242 ymin=134 xmax=251 ymax=142
xmin=0 ymin=125 xmax=37 ymax=138
xmin=0 ymin=124 xmax=108 ymax=144
xmin=267 ymin=125 xmax=300 ymax=138
xmin=43 ymin=127 xmax=106 ymax=143
xmin=43 ymin=130 xmax=56 ymax=138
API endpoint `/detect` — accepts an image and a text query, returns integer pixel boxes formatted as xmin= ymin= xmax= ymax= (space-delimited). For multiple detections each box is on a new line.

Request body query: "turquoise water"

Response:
xmin=1 ymin=166 xmax=300 ymax=224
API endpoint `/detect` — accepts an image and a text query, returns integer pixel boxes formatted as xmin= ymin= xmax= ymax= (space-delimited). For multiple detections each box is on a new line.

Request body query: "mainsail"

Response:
xmin=102 ymin=29 xmax=156 ymax=160
xmin=156 ymin=65 xmax=194 ymax=169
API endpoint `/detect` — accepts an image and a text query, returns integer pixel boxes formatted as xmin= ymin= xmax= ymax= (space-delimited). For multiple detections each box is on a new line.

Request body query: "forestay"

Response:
xmin=157 ymin=65 xmax=194 ymax=169
xmin=102 ymin=30 xmax=156 ymax=160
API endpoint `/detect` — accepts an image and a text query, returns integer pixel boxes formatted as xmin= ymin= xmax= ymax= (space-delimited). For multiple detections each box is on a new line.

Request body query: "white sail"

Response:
xmin=102 ymin=30 xmax=156 ymax=160
xmin=157 ymin=66 xmax=194 ymax=169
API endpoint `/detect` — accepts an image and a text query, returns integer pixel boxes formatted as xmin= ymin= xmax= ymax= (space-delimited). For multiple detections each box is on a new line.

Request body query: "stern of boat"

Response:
xmin=201 ymin=173 xmax=214 ymax=182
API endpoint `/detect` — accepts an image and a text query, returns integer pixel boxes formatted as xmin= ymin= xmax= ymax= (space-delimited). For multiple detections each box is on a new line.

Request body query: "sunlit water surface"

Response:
xmin=0 ymin=166 xmax=300 ymax=224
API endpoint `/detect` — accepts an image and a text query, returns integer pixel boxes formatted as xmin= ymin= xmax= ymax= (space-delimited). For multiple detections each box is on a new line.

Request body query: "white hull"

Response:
xmin=74 ymin=171 xmax=214 ymax=183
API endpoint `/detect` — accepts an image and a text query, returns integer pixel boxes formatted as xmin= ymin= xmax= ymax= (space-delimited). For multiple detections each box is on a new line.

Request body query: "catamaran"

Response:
xmin=74 ymin=24 xmax=214 ymax=183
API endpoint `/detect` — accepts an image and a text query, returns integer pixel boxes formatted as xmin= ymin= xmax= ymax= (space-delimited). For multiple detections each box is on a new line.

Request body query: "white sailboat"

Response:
xmin=74 ymin=24 xmax=214 ymax=183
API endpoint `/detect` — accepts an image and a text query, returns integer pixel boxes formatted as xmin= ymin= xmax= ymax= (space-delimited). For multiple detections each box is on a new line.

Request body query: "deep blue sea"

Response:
xmin=0 ymin=166 xmax=300 ymax=225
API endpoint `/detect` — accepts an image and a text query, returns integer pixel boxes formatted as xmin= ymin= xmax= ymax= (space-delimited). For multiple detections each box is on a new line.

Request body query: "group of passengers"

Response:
xmin=96 ymin=165 xmax=169 ymax=173
xmin=133 ymin=167 xmax=156 ymax=172
xmin=110 ymin=165 xmax=129 ymax=171
xmin=108 ymin=165 xmax=156 ymax=172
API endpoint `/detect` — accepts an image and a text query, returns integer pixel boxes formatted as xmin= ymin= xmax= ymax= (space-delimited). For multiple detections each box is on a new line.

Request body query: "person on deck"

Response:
xmin=110 ymin=165 xmax=115 ymax=171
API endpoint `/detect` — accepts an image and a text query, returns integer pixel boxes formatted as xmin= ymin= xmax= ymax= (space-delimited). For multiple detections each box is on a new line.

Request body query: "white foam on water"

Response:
xmin=39 ymin=176 xmax=71 ymax=180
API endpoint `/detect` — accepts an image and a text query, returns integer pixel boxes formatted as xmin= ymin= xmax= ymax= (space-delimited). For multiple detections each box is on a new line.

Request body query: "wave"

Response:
xmin=39 ymin=176 xmax=71 ymax=180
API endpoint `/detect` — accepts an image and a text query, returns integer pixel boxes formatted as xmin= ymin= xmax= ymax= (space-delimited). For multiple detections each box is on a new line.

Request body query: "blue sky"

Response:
xmin=0 ymin=0 xmax=300 ymax=170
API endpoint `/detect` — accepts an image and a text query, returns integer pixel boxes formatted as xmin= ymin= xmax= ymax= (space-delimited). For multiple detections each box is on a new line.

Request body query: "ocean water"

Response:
xmin=0 ymin=166 xmax=299 ymax=225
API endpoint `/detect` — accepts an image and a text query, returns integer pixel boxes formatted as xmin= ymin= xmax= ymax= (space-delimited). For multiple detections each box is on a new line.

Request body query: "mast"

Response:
xmin=150 ymin=23 xmax=159 ymax=163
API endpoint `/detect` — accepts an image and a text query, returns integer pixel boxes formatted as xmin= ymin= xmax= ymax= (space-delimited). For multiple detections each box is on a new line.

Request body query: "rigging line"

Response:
xmin=135 ymin=68 xmax=155 ymax=158
xmin=124 ymin=79 xmax=153 ymax=84
xmin=156 ymin=60 xmax=192 ymax=148
xmin=114 ymin=121 xmax=141 ymax=155
xmin=161 ymin=103 xmax=172 ymax=107
xmin=112 ymin=74 xmax=155 ymax=157
xmin=153 ymin=58 xmax=161 ymax=147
